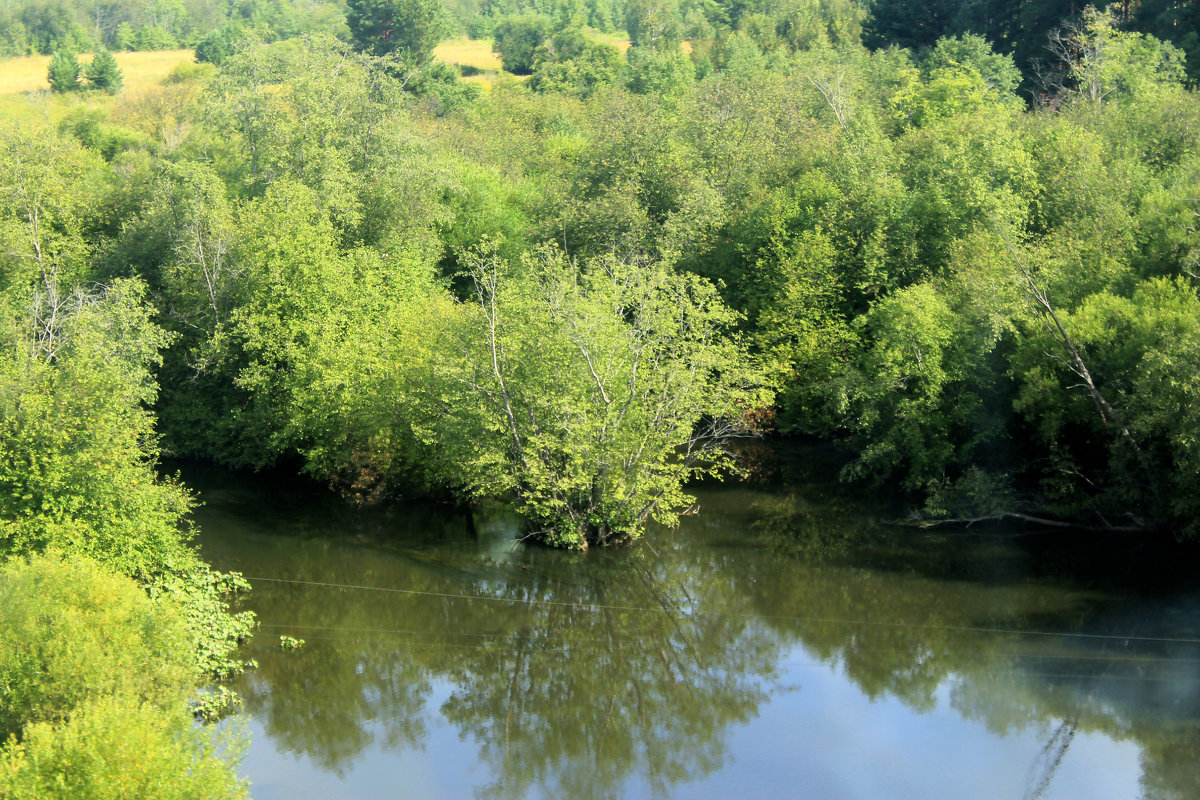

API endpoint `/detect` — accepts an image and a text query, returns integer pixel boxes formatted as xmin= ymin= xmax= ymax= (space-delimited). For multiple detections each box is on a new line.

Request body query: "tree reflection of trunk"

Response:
xmin=635 ymin=561 xmax=702 ymax=673
xmin=1023 ymin=718 xmax=1077 ymax=800
xmin=502 ymin=631 xmax=528 ymax=775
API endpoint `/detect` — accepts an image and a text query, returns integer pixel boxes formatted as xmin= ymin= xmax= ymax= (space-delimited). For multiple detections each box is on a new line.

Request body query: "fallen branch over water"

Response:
xmin=902 ymin=512 xmax=1147 ymax=532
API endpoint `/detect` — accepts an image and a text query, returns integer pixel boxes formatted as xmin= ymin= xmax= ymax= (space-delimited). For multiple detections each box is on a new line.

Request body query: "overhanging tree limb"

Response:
xmin=993 ymin=224 xmax=1142 ymax=457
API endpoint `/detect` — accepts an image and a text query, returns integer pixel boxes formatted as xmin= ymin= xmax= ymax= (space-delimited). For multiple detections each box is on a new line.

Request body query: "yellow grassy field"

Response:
xmin=432 ymin=33 xmax=641 ymax=91
xmin=433 ymin=38 xmax=503 ymax=72
xmin=0 ymin=49 xmax=195 ymax=96
xmin=432 ymin=33 xmax=681 ymax=74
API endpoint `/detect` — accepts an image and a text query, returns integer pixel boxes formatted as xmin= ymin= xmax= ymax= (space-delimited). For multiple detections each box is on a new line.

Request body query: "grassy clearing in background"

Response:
xmin=433 ymin=37 xmax=503 ymax=72
xmin=432 ymin=33 xmax=637 ymax=91
xmin=0 ymin=50 xmax=195 ymax=96
xmin=588 ymin=31 xmax=632 ymax=52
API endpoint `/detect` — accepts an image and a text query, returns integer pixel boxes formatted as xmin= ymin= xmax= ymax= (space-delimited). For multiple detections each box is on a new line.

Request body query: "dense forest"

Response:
xmin=1 ymin=0 xmax=1199 ymax=794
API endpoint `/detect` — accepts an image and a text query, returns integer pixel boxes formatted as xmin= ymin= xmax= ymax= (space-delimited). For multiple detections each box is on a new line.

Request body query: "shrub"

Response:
xmin=0 ymin=553 xmax=196 ymax=740
xmin=0 ymin=697 xmax=248 ymax=800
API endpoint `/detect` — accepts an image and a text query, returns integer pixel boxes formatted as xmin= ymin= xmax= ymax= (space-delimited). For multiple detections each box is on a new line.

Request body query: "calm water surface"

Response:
xmin=187 ymin=448 xmax=1200 ymax=800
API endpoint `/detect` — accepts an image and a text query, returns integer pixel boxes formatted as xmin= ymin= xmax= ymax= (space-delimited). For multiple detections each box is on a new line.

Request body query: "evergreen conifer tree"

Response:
xmin=47 ymin=49 xmax=80 ymax=92
xmin=86 ymin=48 xmax=123 ymax=94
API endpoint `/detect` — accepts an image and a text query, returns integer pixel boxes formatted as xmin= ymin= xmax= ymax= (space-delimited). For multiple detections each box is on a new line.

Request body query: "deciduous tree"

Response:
xmin=431 ymin=242 xmax=769 ymax=547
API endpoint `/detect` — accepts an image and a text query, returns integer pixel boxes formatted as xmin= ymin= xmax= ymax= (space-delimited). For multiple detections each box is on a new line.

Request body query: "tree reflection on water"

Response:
xmin=207 ymin=476 xmax=1200 ymax=799
xmin=233 ymin=520 xmax=784 ymax=798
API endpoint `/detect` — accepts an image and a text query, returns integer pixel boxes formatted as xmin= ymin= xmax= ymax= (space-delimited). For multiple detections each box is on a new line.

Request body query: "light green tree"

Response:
xmin=431 ymin=242 xmax=769 ymax=548
xmin=0 ymin=554 xmax=248 ymax=800
xmin=1044 ymin=6 xmax=1186 ymax=106
xmin=0 ymin=698 xmax=249 ymax=800
xmin=0 ymin=553 xmax=194 ymax=738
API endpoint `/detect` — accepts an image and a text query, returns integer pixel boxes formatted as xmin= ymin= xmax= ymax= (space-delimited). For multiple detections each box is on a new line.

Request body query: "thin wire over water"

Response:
xmin=243 ymin=575 xmax=1200 ymax=645
xmin=241 ymin=632 xmax=1200 ymax=684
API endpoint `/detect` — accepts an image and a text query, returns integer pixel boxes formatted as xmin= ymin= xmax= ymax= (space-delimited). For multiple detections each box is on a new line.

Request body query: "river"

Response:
xmin=186 ymin=445 xmax=1200 ymax=800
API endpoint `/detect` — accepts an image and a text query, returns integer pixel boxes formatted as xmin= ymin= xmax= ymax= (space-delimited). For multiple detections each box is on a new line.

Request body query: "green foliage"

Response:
xmin=0 ymin=280 xmax=191 ymax=574
xmin=0 ymin=121 xmax=256 ymax=659
xmin=191 ymin=686 xmax=243 ymax=723
xmin=0 ymin=697 xmax=248 ymax=800
xmin=195 ymin=21 xmax=247 ymax=66
xmin=128 ymin=23 xmax=177 ymax=50
xmin=433 ymin=242 xmax=769 ymax=547
xmin=146 ymin=565 xmax=257 ymax=680
xmin=840 ymin=281 xmax=993 ymax=492
xmin=0 ymin=14 xmax=31 ymax=57
xmin=0 ymin=0 xmax=346 ymax=55
xmin=404 ymin=58 xmax=484 ymax=113
xmin=84 ymin=48 xmax=123 ymax=94
xmin=625 ymin=43 xmax=693 ymax=95
xmin=1044 ymin=6 xmax=1187 ymax=107
xmin=0 ymin=121 xmax=103 ymax=292
xmin=1013 ymin=277 xmax=1200 ymax=535
xmin=625 ymin=0 xmax=681 ymax=49
xmin=1135 ymin=0 xmax=1200 ymax=82
xmin=863 ymin=0 xmax=1197 ymax=92
xmin=528 ymin=28 xmax=622 ymax=95
xmin=0 ymin=278 xmax=257 ymax=674
xmin=47 ymin=48 xmax=81 ymax=92
xmin=922 ymin=33 xmax=1020 ymax=95
xmin=6 ymin=0 xmax=1200 ymax=541
xmin=58 ymin=108 xmax=152 ymax=161
xmin=173 ymin=179 xmax=452 ymax=499
xmin=20 ymin=2 xmax=88 ymax=55
xmin=0 ymin=553 xmax=195 ymax=740
xmin=492 ymin=13 xmax=550 ymax=73
xmin=770 ymin=0 xmax=866 ymax=52
xmin=346 ymin=0 xmax=451 ymax=60
xmin=863 ymin=0 xmax=955 ymax=51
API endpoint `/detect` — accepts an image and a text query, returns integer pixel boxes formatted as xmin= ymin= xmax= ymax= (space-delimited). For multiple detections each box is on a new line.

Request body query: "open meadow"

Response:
xmin=0 ymin=49 xmax=195 ymax=95
xmin=432 ymin=37 xmax=503 ymax=72
xmin=0 ymin=37 xmax=634 ymax=102
xmin=431 ymin=33 xmax=636 ymax=89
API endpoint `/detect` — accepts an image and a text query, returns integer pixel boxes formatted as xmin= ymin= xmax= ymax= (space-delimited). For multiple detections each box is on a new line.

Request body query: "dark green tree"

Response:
xmin=863 ymin=0 xmax=956 ymax=51
xmin=85 ymin=48 xmax=123 ymax=94
xmin=20 ymin=1 xmax=78 ymax=55
xmin=492 ymin=13 xmax=550 ymax=74
xmin=194 ymin=22 xmax=247 ymax=66
xmin=346 ymin=0 xmax=451 ymax=61
xmin=47 ymin=48 xmax=81 ymax=92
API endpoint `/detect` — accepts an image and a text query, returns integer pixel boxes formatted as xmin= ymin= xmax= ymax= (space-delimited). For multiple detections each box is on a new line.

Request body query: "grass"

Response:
xmin=432 ymin=32 xmax=641 ymax=92
xmin=588 ymin=31 xmax=632 ymax=52
xmin=0 ymin=49 xmax=195 ymax=96
xmin=433 ymin=38 xmax=503 ymax=72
